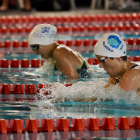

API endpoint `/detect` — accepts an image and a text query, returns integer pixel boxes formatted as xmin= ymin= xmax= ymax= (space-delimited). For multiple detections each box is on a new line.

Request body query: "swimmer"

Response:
xmin=28 ymin=24 xmax=89 ymax=79
xmin=94 ymin=33 xmax=140 ymax=95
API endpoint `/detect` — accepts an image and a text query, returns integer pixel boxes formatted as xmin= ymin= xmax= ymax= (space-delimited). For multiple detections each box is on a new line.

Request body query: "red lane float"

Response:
xmin=0 ymin=83 xmax=73 ymax=94
xmin=21 ymin=59 xmax=29 ymax=68
xmin=1 ymin=59 xmax=9 ymax=68
xmin=0 ymin=116 xmax=140 ymax=134
xmin=0 ymin=13 xmax=140 ymax=29
xmin=10 ymin=59 xmax=19 ymax=68
xmin=31 ymin=59 xmax=40 ymax=67
xmin=12 ymin=84 xmax=24 ymax=94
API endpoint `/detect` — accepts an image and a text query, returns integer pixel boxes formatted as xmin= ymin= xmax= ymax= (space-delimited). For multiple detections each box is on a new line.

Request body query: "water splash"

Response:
xmin=37 ymin=78 xmax=140 ymax=106
xmin=30 ymin=62 xmax=140 ymax=106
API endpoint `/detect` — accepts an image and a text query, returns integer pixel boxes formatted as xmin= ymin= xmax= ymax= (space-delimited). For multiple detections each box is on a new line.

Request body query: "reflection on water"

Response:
xmin=0 ymin=60 xmax=140 ymax=122
xmin=1 ymin=129 xmax=140 ymax=140
xmin=0 ymin=64 xmax=108 ymax=84
xmin=0 ymin=93 xmax=140 ymax=121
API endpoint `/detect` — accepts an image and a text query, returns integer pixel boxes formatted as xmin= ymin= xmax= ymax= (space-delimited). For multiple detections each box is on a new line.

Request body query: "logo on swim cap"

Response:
xmin=49 ymin=30 xmax=56 ymax=38
xmin=28 ymin=24 xmax=57 ymax=45
xmin=32 ymin=27 xmax=55 ymax=38
xmin=94 ymin=33 xmax=127 ymax=57
xmin=107 ymin=35 xmax=122 ymax=49
xmin=41 ymin=27 xmax=50 ymax=33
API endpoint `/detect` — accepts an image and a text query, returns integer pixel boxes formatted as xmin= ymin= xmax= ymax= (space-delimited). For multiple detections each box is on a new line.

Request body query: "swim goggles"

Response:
xmin=31 ymin=44 xmax=39 ymax=51
xmin=97 ymin=57 xmax=108 ymax=63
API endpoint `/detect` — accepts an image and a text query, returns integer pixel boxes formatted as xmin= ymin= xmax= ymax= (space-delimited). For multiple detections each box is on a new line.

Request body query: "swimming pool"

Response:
xmin=1 ymin=50 xmax=140 ymax=139
xmin=1 ymin=13 xmax=140 ymax=139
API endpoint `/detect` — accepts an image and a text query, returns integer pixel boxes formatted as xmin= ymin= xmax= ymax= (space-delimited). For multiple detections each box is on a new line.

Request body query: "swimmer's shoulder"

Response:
xmin=119 ymin=67 xmax=140 ymax=91
xmin=56 ymin=44 xmax=72 ymax=51
xmin=52 ymin=45 xmax=73 ymax=61
xmin=122 ymin=65 xmax=140 ymax=77
xmin=127 ymin=65 xmax=140 ymax=76
xmin=53 ymin=45 xmax=74 ymax=56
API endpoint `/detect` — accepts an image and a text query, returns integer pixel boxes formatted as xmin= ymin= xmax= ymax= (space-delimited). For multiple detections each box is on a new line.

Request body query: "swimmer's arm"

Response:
xmin=51 ymin=96 xmax=111 ymax=103
xmin=119 ymin=69 xmax=140 ymax=95
xmin=104 ymin=77 xmax=117 ymax=88
xmin=25 ymin=74 xmax=41 ymax=78
xmin=53 ymin=49 xmax=79 ymax=79
xmin=51 ymin=96 xmax=97 ymax=103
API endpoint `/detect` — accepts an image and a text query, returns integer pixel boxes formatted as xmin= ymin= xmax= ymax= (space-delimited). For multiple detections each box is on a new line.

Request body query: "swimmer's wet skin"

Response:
xmin=28 ymin=24 xmax=89 ymax=79
xmin=94 ymin=33 xmax=140 ymax=95
xmin=54 ymin=59 xmax=89 ymax=78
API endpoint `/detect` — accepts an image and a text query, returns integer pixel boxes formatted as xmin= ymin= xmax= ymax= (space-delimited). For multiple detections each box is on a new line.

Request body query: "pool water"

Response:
xmin=1 ymin=34 xmax=140 ymax=139
xmin=0 ymin=51 xmax=140 ymax=120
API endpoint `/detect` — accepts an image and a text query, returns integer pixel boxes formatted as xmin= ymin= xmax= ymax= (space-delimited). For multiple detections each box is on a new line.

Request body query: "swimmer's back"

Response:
xmin=53 ymin=44 xmax=84 ymax=68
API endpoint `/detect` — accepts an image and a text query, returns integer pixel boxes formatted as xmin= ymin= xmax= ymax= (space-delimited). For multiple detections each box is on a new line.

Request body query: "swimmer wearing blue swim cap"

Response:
xmin=94 ymin=33 xmax=140 ymax=95
xmin=28 ymin=24 xmax=89 ymax=79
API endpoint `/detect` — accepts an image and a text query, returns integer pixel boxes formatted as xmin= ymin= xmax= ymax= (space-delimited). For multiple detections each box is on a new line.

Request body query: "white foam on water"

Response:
xmin=39 ymin=59 xmax=55 ymax=75
xmin=21 ymin=61 xmax=140 ymax=107
xmin=28 ymin=80 xmax=140 ymax=119
xmin=32 ymin=62 xmax=140 ymax=105
xmin=21 ymin=62 xmax=140 ymax=119
xmin=37 ymin=79 xmax=140 ymax=106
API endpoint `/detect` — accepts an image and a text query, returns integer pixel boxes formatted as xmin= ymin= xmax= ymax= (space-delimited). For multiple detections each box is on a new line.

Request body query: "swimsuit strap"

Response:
xmin=129 ymin=65 xmax=139 ymax=70
xmin=76 ymin=60 xmax=84 ymax=70
xmin=54 ymin=60 xmax=88 ymax=71
xmin=76 ymin=60 xmax=88 ymax=70
xmin=116 ymin=78 xmax=119 ymax=84
xmin=116 ymin=64 xmax=139 ymax=84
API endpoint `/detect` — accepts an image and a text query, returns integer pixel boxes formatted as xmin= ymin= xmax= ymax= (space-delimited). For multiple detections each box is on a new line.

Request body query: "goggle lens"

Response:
xmin=98 ymin=57 xmax=107 ymax=63
xmin=31 ymin=44 xmax=39 ymax=51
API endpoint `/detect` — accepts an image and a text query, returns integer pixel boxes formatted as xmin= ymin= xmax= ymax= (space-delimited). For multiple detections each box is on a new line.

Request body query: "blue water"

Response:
xmin=0 ymin=52 xmax=140 ymax=119
xmin=1 ymin=34 xmax=140 ymax=139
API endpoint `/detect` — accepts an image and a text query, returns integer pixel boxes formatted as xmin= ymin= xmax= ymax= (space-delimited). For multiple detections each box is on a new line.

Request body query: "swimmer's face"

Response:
xmin=30 ymin=44 xmax=49 ymax=59
xmin=96 ymin=55 xmax=121 ymax=77
xmin=31 ymin=44 xmax=39 ymax=51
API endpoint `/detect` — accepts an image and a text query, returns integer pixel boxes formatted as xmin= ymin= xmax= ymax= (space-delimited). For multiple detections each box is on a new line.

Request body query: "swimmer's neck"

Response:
xmin=48 ymin=43 xmax=59 ymax=58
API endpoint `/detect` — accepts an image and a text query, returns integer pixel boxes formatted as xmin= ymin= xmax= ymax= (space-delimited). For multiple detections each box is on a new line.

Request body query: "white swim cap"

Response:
xmin=94 ymin=33 xmax=127 ymax=57
xmin=28 ymin=24 xmax=57 ymax=45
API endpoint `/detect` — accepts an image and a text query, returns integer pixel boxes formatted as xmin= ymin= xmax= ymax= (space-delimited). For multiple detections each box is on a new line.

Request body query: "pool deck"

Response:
xmin=0 ymin=7 xmax=139 ymax=16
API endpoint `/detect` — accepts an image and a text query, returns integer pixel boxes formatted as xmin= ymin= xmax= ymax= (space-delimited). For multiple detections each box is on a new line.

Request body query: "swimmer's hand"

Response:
xmin=73 ymin=97 xmax=97 ymax=102
xmin=50 ymin=95 xmax=97 ymax=103
xmin=24 ymin=73 xmax=42 ymax=78
xmin=50 ymin=96 xmax=112 ymax=103
xmin=50 ymin=97 xmax=67 ymax=103
xmin=104 ymin=77 xmax=117 ymax=88
xmin=23 ymin=72 xmax=43 ymax=78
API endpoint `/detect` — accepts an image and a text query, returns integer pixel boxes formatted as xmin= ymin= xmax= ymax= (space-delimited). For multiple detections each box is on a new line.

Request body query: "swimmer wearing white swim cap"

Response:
xmin=94 ymin=33 xmax=140 ymax=95
xmin=28 ymin=24 xmax=89 ymax=79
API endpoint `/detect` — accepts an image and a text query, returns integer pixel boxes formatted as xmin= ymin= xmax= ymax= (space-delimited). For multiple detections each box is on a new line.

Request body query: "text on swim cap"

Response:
xmin=103 ymin=41 xmax=113 ymax=52
xmin=33 ymin=29 xmax=56 ymax=38
xmin=120 ymin=44 xmax=123 ymax=50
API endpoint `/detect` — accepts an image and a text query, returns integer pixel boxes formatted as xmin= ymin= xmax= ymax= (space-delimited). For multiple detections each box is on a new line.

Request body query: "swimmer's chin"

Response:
xmin=41 ymin=56 xmax=48 ymax=59
xmin=41 ymin=55 xmax=49 ymax=60
xmin=109 ymin=74 xmax=116 ymax=78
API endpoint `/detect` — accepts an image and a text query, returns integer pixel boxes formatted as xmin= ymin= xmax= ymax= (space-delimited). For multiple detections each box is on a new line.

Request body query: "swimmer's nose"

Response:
xmin=99 ymin=62 xmax=104 ymax=68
